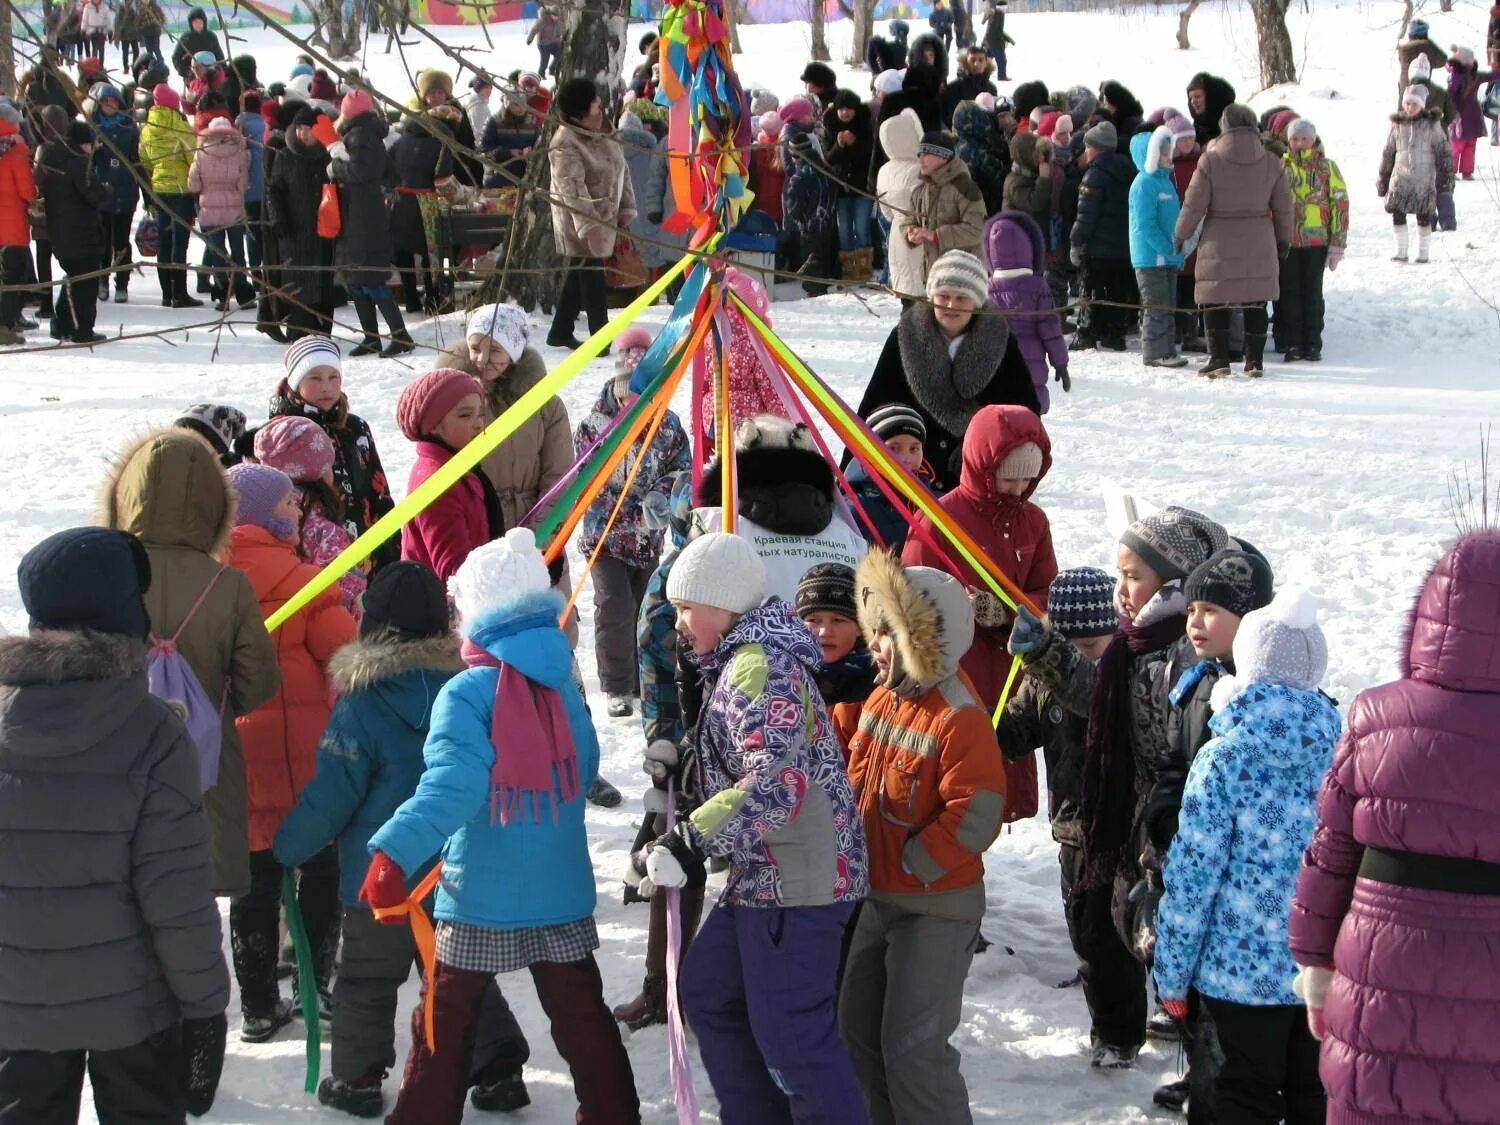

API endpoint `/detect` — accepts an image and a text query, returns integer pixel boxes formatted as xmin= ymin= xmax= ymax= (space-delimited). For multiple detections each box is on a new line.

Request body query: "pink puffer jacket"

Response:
xmin=187 ymin=118 xmax=248 ymax=229
xmin=1290 ymin=530 xmax=1500 ymax=1125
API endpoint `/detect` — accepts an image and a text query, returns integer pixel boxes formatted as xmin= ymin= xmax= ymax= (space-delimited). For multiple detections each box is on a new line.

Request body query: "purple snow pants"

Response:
xmin=680 ymin=901 xmax=868 ymax=1125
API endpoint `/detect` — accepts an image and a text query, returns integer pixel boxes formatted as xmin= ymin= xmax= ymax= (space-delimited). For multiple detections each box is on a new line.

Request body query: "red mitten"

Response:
xmin=359 ymin=851 xmax=408 ymax=923
xmin=1160 ymin=997 xmax=1189 ymax=1022
xmin=311 ymin=113 xmax=339 ymax=149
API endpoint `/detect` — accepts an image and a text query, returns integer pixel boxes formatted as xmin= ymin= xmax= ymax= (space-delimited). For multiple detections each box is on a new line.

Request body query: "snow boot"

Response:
xmin=612 ymin=887 xmax=704 ymax=1030
xmin=240 ymin=998 xmax=294 ymax=1043
xmin=1153 ymin=1077 xmax=1190 ymax=1112
xmin=1242 ymin=332 xmax=1267 ymax=378
xmin=469 ymin=1071 xmax=531 ymax=1112
xmin=376 ymin=293 xmax=415 ymax=356
xmin=586 ymin=775 xmax=622 ymax=808
xmin=350 ymin=299 xmax=383 ymax=356
xmin=1090 ymin=1042 xmax=1139 ymax=1069
xmin=1196 ymin=329 xmax=1232 ymax=379
xmin=318 ymin=1072 xmax=386 ymax=1119
xmin=1392 ymin=224 xmax=1410 ymax=262
xmin=1415 ymin=224 xmax=1432 ymax=263
xmin=113 ymin=284 xmax=128 ymax=304
xmin=606 ymin=694 xmax=633 ymax=718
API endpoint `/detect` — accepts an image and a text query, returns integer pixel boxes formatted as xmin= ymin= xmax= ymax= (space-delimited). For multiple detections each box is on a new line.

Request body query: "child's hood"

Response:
xmin=984 ymin=209 xmax=1044 ymax=274
xmin=0 ymin=631 xmax=148 ymax=760
xmin=462 ymin=590 xmax=574 ymax=691
xmin=1131 ymin=124 xmax=1174 ymax=177
xmin=879 ymin=108 xmax=922 ymax=163
xmin=957 ymin=403 xmax=1052 ymax=505
xmin=855 ymin=549 xmax=973 ymax=688
xmin=1206 ymin=680 xmax=1341 ymax=774
xmin=1008 ymin=130 xmax=1041 ymax=171
xmin=698 ymin=598 xmax=823 ymax=681
xmin=952 ymin=101 xmax=997 ymax=148
xmin=328 ymin=633 xmax=465 ymax=731
xmin=98 ymin=427 xmax=235 ymax=558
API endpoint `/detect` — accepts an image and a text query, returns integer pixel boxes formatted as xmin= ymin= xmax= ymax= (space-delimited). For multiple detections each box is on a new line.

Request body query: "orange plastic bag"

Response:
xmin=316 ymin=183 xmax=342 ymax=240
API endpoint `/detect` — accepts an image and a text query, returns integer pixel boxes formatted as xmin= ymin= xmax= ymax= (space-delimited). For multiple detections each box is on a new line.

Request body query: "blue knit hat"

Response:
xmin=1047 ymin=567 xmax=1118 ymax=638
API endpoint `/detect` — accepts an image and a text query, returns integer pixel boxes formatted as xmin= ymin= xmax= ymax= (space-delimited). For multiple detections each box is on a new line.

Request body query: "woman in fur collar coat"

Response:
xmin=856 ymin=249 xmax=1039 ymax=491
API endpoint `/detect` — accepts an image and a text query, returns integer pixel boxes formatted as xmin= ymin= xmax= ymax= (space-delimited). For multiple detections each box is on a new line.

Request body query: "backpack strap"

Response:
xmin=171 ymin=566 xmax=229 ymax=644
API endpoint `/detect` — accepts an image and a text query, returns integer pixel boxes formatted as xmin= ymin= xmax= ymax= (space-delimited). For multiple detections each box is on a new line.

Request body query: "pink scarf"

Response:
xmin=460 ymin=640 xmax=581 ymax=825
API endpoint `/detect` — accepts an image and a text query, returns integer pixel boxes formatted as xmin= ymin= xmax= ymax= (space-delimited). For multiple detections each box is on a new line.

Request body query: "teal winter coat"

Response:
xmin=1128 ymin=127 xmax=1184 ymax=270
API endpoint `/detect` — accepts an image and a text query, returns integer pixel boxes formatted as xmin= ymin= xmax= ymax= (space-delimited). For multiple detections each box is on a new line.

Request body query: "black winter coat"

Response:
xmin=266 ymin=133 xmax=334 ymax=308
xmin=942 ymin=73 xmax=998 ymax=128
xmin=822 ymin=102 xmax=873 ymax=198
xmin=35 ymin=140 xmax=109 ymax=260
xmin=868 ymin=34 xmax=908 ymax=74
xmin=1071 ymin=150 xmax=1134 ymax=263
xmin=330 ymin=111 xmax=395 ymax=287
xmin=390 ymin=116 xmax=453 ymax=254
xmin=1144 ymin=637 xmax=1220 ymax=854
xmin=997 ymin=674 xmax=1085 ymax=845
xmin=870 ymin=64 xmax=943 ymax=189
xmin=480 ymin=109 xmax=538 ymax=188
xmin=172 ymin=12 xmax=223 ymax=80
xmin=91 ymin=111 xmax=141 ymax=214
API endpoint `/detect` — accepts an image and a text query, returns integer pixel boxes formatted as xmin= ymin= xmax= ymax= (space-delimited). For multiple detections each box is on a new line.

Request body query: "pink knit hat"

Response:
xmin=253 ymin=415 xmax=335 ymax=483
xmin=396 ymin=368 xmax=484 ymax=441
xmin=613 ymin=325 xmax=653 ymax=355
xmin=758 ymin=110 xmax=784 ymax=138
xmin=777 ymin=95 xmax=815 ymax=125
xmin=151 ymin=83 xmax=181 ymax=112
xmin=339 ymin=88 xmax=374 ymax=120
xmin=725 ymin=266 xmax=770 ymax=319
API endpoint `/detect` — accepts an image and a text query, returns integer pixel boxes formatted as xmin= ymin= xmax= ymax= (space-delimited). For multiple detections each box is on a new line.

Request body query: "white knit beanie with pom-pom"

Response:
xmin=449 ymin=527 xmax=553 ymax=625
xmin=1227 ymin=587 xmax=1328 ymax=693
xmin=666 ymin=532 xmax=765 ymax=615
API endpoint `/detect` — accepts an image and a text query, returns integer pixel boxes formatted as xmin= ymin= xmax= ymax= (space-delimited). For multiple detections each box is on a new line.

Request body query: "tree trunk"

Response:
xmin=318 ymin=0 xmax=363 ymax=59
xmin=0 ymin=7 xmax=14 ymax=99
xmin=1249 ymin=0 xmax=1296 ymax=86
xmin=726 ymin=0 xmax=744 ymax=54
xmin=810 ymin=0 xmax=830 ymax=62
xmin=848 ymin=0 xmax=875 ymax=67
xmin=1175 ymin=0 xmax=1202 ymax=50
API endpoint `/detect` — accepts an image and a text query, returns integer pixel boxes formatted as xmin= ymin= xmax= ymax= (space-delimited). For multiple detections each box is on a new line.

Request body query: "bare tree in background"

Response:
xmin=1176 ymin=0 xmax=1202 ymax=49
xmin=810 ymin=0 xmax=831 ymax=61
xmin=316 ymin=0 xmax=365 ymax=59
xmin=1 ymin=8 xmax=15 ymax=98
xmin=1250 ymin=0 xmax=1297 ymax=85
xmin=726 ymin=0 xmax=744 ymax=54
xmin=845 ymin=0 xmax=876 ymax=67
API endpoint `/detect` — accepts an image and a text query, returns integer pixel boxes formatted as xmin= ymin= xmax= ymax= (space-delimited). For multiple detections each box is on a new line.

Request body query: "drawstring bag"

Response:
xmin=317 ymin=183 xmax=343 ymax=239
xmin=147 ymin=569 xmax=228 ymax=791
xmin=134 ymin=214 xmax=159 ymax=258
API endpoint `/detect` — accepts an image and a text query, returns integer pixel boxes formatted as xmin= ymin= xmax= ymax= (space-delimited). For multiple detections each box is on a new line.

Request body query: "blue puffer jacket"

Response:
xmin=1154 ymin=680 xmax=1341 ymax=1006
xmin=237 ymin=111 xmax=265 ymax=204
xmin=1128 ymin=127 xmax=1183 ymax=269
xmin=273 ymin=633 xmax=463 ymax=907
xmin=370 ymin=591 xmax=602 ymax=931
xmin=91 ymin=110 xmax=140 ymax=214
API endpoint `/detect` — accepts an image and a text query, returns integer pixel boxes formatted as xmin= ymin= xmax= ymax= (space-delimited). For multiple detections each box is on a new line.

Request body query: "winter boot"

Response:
xmin=1392 ymin=224 xmax=1410 ymax=262
xmin=1196 ymin=328 xmax=1232 ymax=379
xmin=469 ymin=1071 xmax=531 ymax=1112
xmin=1242 ymin=332 xmax=1267 ymax=378
xmin=240 ymin=997 xmax=294 ymax=1043
xmin=839 ymin=247 xmax=872 ymax=285
xmin=1153 ymin=1077 xmax=1190 ymax=1112
xmin=376 ymin=294 xmax=416 ymax=356
xmin=113 ymin=283 xmax=128 ymax=304
xmin=1415 ymin=224 xmax=1432 ymax=263
xmin=586 ymin=775 xmax=622 ymax=808
xmin=318 ymin=1072 xmax=386 ymax=1119
xmin=613 ymin=885 xmax=705 ymax=1030
xmin=350 ymin=299 xmax=383 ymax=356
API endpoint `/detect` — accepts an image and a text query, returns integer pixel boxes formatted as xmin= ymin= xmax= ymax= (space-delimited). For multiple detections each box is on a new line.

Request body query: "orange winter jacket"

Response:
xmin=846 ymin=672 xmax=1008 ymax=920
xmin=232 ymin=524 xmax=356 ymax=850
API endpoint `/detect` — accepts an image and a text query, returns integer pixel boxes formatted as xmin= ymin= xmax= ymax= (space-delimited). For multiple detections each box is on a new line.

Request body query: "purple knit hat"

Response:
xmin=227 ymin=463 xmax=295 ymax=536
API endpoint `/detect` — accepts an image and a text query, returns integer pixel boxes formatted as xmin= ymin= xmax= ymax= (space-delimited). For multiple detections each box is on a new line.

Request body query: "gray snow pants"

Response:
xmin=591 ymin=554 xmax=655 ymax=696
xmin=838 ymin=901 xmax=981 ymax=1125
xmin=334 ymin=905 xmax=530 ymax=1083
xmin=1135 ymin=266 xmax=1180 ymax=362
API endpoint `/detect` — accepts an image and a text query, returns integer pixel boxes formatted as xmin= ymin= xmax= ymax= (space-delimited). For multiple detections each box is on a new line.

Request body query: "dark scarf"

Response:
xmin=1077 ymin=610 xmax=1187 ymax=891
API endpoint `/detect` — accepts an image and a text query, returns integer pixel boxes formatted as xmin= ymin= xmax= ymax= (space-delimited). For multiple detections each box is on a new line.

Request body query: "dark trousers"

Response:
xmin=592 ymin=554 xmax=654 ymax=696
xmin=34 ymin=238 xmax=53 ymax=315
xmin=0 ymin=245 xmax=30 ymax=328
xmin=244 ymin=200 xmax=264 ymax=272
xmin=537 ymin=43 xmax=561 ymax=76
xmin=1175 ymin=271 xmax=1201 ymax=343
xmin=1060 ymin=844 xmax=1147 ymax=1051
xmin=1204 ymin=303 xmax=1269 ymax=337
xmin=202 ymin=225 xmax=253 ymax=303
xmin=1077 ymin=258 xmax=1137 ymax=342
xmin=394 ymin=249 xmax=442 ymax=311
xmin=1274 ymin=246 xmax=1327 ymax=352
xmin=1201 ymin=997 xmax=1326 ymax=1124
xmin=229 ymin=846 xmax=340 ymax=1016
xmin=52 ymin=255 xmax=100 ymax=339
xmin=387 ymin=956 xmax=639 ymax=1125
xmin=550 ymin=256 xmax=608 ymax=341
xmin=154 ymin=193 xmax=195 ymax=301
xmin=0 ymin=1028 xmax=182 ymax=1125
xmin=100 ymin=211 xmax=134 ymax=290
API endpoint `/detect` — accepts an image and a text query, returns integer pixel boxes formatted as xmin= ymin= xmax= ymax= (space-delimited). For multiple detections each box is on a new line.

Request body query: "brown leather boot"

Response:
xmin=612 ymin=886 xmax=705 ymax=1030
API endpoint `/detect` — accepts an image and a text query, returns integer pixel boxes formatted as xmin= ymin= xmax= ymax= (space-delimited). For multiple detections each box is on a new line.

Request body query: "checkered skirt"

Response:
xmin=435 ymin=917 xmax=599 ymax=974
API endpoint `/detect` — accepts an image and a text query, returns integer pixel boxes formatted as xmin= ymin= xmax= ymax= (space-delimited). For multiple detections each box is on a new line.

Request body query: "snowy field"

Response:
xmin=2 ymin=1 xmax=1498 ymax=1121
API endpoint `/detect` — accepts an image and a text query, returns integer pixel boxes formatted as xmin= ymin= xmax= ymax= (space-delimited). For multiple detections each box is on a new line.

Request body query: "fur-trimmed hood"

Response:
xmin=97 ymin=426 xmax=236 ymax=558
xmin=907 ymin=31 xmax=950 ymax=78
xmin=699 ymin=415 xmax=836 ymax=537
xmin=1389 ymin=106 xmax=1444 ymax=124
xmin=0 ymin=631 xmax=153 ymax=762
xmin=856 ymin=550 xmax=974 ymax=694
xmin=0 ymin=629 xmax=144 ymax=687
xmin=329 ymin=633 xmax=464 ymax=696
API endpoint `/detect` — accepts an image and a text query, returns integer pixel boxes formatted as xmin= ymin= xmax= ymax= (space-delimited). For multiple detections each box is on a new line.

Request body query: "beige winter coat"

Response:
xmin=99 ymin=428 xmax=281 ymax=898
xmin=1174 ymin=125 xmax=1293 ymax=306
xmin=548 ymin=122 xmax=638 ymax=260
xmin=876 ymin=110 xmax=926 ymax=298
xmin=903 ymin=155 xmax=987 ymax=278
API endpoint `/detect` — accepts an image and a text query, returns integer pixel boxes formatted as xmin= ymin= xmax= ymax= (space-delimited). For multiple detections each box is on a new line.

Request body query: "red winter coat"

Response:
xmin=750 ymin=135 xmax=784 ymax=223
xmin=400 ymin=440 xmax=491 ymax=584
xmin=232 ymin=524 xmax=356 ymax=851
xmin=1289 ymin=531 xmax=1500 ymax=1125
xmin=0 ymin=123 xmax=36 ymax=247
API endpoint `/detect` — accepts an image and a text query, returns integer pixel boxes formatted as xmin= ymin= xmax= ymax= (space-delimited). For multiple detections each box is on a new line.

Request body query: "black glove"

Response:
xmin=647 ymin=210 xmax=664 ymax=224
xmin=1056 ymin=366 xmax=1071 ymax=392
xmin=180 ymin=1013 xmax=228 ymax=1117
xmin=1277 ymin=240 xmax=1291 ymax=261
xmin=645 ymin=822 xmax=707 ymax=889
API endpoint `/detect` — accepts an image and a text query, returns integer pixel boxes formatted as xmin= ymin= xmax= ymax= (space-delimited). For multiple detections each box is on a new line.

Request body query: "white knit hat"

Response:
xmin=665 ymin=532 xmax=765 ymax=614
xmin=873 ymin=69 xmax=905 ymax=96
xmin=449 ymin=527 xmax=552 ymax=625
xmin=1402 ymin=83 xmax=1429 ymax=108
xmin=1230 ymin=587 xmax=1328 ymax=692
xmin=925 ymin=250 xmax=989 ymax=306
xmin=997 ymin=441 xmax=1044 ymax=480
xmin=467 ymin=303 xmax=530 ymax=362
xmin=283 ymin=334 xmax=342 ymax=391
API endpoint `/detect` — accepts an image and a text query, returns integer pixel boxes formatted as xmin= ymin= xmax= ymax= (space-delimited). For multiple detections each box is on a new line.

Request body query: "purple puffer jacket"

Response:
xmin=1290 ymin=530 xmax=1500 ymax=1125
xmin=982 ymin=210 xmax=1067 ymax=414
xmin=1446 ymin=60 xmax=1499 ymax=143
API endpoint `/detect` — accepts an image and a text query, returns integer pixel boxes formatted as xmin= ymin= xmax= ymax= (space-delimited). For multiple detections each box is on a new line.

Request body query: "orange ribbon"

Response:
xmin=371 ymin=864 xmax=444 ymax=1051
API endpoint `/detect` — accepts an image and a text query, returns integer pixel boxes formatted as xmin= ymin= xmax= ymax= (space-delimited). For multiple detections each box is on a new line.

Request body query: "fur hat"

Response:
xmin=1120 ymin=506 xmax=1229 ymax=582
xmin=557 ymin=77 xmax=598 ymax=122
xmin=925 ymin=249 xmax=989 ymax=306
xmin=283 ymin=334 xmax=341 ymax=390
xmin=800 ymin=62 xmax=837 ymax=89
xmin=175 ymin=404 xmax=247 ymax=459
xmin=359 ymin=560 xmax=450 ymax=640
xmin=466 ymin=302 xmax=530 ymax=362
xmin=253 ymin=415 xmax=335 ymax=484
xmin=1047 ymin=567 xmax=1118 ymax=639
xmin=416 ymin=68 xmax=454 ymax=101
xmin=450 ymin=528 xmax=551 ymax=625
xmin=1227 ymin=587 xmax=1327 ymax=692
xmin=917 ymin=130 xmax=956 ymax=160
xmin=1402 ymin=83 xmax=1429 ymax=107
xmin=666 ymin=532 xmax=766 ymax=614
xmin=698 ymin=415 xmax=834 ymax=536
xmin=396 ymin=368 xmax=484 ymax=441
xmin=866 ymin=403 xmax=926 ymax=444
xmin=1185 ymin=549 xmax=1275 ymax=618
xmin=996 ymin=441 xmax=1044 ymax=480
xmin=1083 ymin=119 xmax=1117 ymax=151
xmin=227 ymin=463 xmax=295 ymax=535
xmin=18 ymin=527 xmax=151 ymax=639
xmin=856 ymin=550 xmax=973 ymax=690
xmin=795 ymin=563 xmax=858 ymax=620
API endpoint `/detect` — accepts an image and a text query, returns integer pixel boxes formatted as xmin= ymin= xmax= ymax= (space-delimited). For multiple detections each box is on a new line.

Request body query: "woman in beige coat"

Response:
xmin=1173 ymin=102 xmax=1293 ymax=379
xmin=546 ymin=78 xmax=637 ymax=348
xmin=99 ymin=428 xmax=281 ymax=898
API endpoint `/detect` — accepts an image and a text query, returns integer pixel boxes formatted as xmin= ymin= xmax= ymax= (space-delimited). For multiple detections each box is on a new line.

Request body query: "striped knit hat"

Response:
xmin=925 ymin=250 xmax=989 ymax=306
xmin=795 ymin=563 xmax=858 ymax=620
xmin=866 ymin=403 xmax=926 ymax=444
xmin=283 ymin=335 xmax=342 ymax=391
xmin=918 ymin=130 xmax=956 ymax=160
xmin=1047 ymin=567 xmax=1118 ymax=639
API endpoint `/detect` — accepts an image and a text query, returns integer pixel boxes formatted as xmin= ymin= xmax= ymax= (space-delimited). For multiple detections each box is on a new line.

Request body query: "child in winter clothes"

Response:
xmin=1070 ymin=120 xmax=1137 ymax=351
xmin=1154 ymin=590 xmax=1339 ymax=1123
xmin=253 ymin=415 xmax=365 ymax=615
xmin=396 ymin=368 xmax=499 ymax=584
xmin=783 ymin=130 xmax=838 ymax=295
xmin=0 ymin=528 xmax=231 ymax=1121
xmin=648 ymin=531 xmax=869 ymax=1124
xmin=274 ymin=562 xmax=533 ymax=1118
xmin=699 ymin=267 xmax=791 ymax=452
xmin=749 ymin=110 xmax=785 ymax=224
xmin=363 ymin=530 xmax=639 ymax=1125
xmin=997 ymin=566 xmax=1146 ymax=1069
xmin=1378 ymin=84 xmax=1453 ymax=263
xmin=92 ymin=84 xmax=140 ymax=305
xmin=187 ymin=115 xmax=252 ymax=309
xmin=35 ymin=119 xmax=109 ymax=343
xmin=575 ymin=324 xmax=691 ymax=715
xmin=875 ymin=108 xmax=925 ymax=300
xmin=1446 ymin=47 xmax=1496 ymax=178
xmin=848 ymin=402 xmax=943 ymax=552
xmin=1277 ymin=119 xmax=1347 ymax=363
xmin=953 ymin=100 xmax=1007 ymax=215
xmin=271 ymin=335 xmax=397 ymax=567
xmin=796 ymin=563 xmax=878 ymax=753
xmin=176 ymin=401 xmax=248 ymax=466
xmin=140 ymin=82 xmax=200 ymax=306
xmin=1002 ymin=131 xmax=1053 ymax=233
xmin=984 ymin=210 xmax=1070 ymax=409
xmin=0 ymin=114 xmax=36 ymax=345
xmin=228 ymin=463 xmax=357 ymax=1043
xmin=904 ymin=130 xmax=986 ymax=283
xmin=840 ymin=551 xmax=1006 ymax=1120
xmin=1128 ymin=125 xmax=1188 ymax=368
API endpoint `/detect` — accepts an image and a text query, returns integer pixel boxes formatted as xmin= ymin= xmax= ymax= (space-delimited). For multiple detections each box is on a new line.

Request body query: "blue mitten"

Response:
xmin=1008 ymin=604 xmax=1047 ymax=656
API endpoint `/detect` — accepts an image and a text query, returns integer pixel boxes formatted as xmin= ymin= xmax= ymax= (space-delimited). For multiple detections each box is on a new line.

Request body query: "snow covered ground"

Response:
xmin=1 ymin=1 xmax=1497 ymax=1121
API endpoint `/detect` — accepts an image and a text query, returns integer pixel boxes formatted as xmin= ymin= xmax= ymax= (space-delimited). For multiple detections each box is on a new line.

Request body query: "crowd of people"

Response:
xmin=1 ymin=8 xmax=1500 ymax=1125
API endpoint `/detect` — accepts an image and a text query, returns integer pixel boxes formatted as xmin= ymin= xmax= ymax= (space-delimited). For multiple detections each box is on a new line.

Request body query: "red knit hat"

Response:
xmin=339 ymin=89 xmax=373 ymax=120
xmin=396 ymin=369 xmax=484 ymax=441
